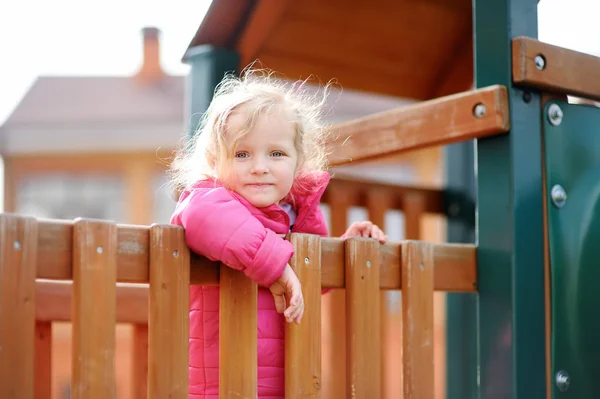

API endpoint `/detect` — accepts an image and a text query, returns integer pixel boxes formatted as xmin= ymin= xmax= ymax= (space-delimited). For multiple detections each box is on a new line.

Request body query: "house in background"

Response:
xmin=0 ymin=27 xmax=184 ymax=226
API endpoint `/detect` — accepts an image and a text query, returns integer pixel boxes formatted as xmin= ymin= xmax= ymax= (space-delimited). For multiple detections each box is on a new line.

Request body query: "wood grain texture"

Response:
xmin=327 ymin=85 xmax=509 ymax=166
xmin=0 ymin=214 xmax=37 ymax=399
xmin=402 ymin=241 xmax=434 ymax=399
xmin=286 ymin=233 xmax=322 ymax=397
xmin=33 ymin=220 xmax=477 ymax=292
xmin=71 ymin=219 xmax=117 ymax=399
xmin=513 ymin=36 xmax=600 ymax=102
xmin=148 ymin=225 xmax=190 ymax=398
xmin=345 ymin=237 xmax=381 ymax=398
xmin=219 ymin=265 xmax=257 ymax=398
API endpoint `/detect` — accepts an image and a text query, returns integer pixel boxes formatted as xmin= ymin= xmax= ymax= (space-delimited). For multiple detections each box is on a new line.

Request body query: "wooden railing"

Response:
xmin=0 ymin=213 xmax=476 ymax=398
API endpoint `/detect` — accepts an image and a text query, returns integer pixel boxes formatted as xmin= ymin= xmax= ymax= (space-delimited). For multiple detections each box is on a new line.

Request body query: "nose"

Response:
xmin=250 ymin=157 xmax=269 ymax=175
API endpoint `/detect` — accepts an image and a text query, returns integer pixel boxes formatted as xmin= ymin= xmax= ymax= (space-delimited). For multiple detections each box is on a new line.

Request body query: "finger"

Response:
xmin=286 ymin=290 xmax=303 ymax=321
xmin=371 ymin=225 xmax=387 ymax=244
xmin=285 ymin=291 xmax=303 ymax=320
xmin=273 ymin=293 xmax=286 ymax=314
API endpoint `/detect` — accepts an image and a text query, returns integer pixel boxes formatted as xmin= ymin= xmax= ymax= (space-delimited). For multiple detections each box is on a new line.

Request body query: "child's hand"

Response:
xmin=269 ymin=264 xmax=304 ymax=324
xmin=343 ymin=221 xmax=387 ymax=244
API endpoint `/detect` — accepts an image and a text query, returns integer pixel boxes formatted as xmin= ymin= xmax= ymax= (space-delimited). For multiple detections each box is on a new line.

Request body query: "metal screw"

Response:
xmin=551 ymin=184 xmax=567 ymax=208
xmin=13 ymin=241 xmax=21 ymax=250
xmin=173 ymin=250 xmax=179 ymax=257
xmin=535 ymin=54 xmax=546 ymax=70
xmin=448 ymin=203 xmax=460 ymax=217
xmin=304 ymin=257 xmax=309 ymax=264
xmin=97 ymin=246 xmax=103 ymax=254
xmin=366 ymin=261 xmax=371 ymax=268
xmin=522 ymin=91 xmax=531 ymax=103
xmin=473 ymin=103 xmax=486 ymax=118
xmin=555 ymin=370 xmax=570 ymax=392
xmin=548 ymin=103 xmax=563 ymax=126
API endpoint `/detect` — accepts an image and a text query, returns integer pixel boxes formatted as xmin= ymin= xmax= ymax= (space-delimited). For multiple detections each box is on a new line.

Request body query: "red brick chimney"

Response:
xmin=135 ymin=27 xmax=164 ymax=83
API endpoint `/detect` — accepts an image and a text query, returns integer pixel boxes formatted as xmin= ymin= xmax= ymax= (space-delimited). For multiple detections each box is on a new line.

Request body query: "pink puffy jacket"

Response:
xmin=170 ymin=171 xmax=330 ymax=398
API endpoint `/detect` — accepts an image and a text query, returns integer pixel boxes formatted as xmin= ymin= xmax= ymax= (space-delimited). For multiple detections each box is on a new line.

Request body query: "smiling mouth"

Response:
xmin=247 ymin=183 xmax=273 ymax=188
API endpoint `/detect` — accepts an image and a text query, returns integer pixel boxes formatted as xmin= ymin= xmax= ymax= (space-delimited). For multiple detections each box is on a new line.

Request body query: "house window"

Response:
xmin=16 ymin=174 xmax=125 ymax=222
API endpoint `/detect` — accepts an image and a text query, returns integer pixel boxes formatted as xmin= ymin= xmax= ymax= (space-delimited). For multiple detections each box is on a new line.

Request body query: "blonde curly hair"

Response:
xmin=170 ymin=68 xmax=332 ymax=192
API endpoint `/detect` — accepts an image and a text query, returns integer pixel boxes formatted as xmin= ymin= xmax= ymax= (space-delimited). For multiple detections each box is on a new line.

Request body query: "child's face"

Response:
xmin=224 ymin=110 xmax=298 ymax=208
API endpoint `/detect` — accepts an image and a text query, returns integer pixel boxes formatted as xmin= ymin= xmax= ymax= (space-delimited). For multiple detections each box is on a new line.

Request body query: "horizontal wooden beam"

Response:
xmin=326 ymin=85 xmax=509 ymax=166
xmin=512 ymin=36 xmax=600 ymax=102
xmin=34 ymin=218 xmax=476 ymax=292
xmin=36 ymin=280 xmax=148 ymax=324
xmin=35 ymin=238 xmax=476 ymax=323
xmin=325 ymin=176 xmax=446 ymax=215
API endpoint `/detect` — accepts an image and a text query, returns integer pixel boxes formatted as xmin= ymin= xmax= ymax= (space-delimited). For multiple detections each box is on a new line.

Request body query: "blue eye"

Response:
xmin=235 ymin=152 xmax=249 ymax=158
xmin=271 ymin=151 xmax=285 ymax=157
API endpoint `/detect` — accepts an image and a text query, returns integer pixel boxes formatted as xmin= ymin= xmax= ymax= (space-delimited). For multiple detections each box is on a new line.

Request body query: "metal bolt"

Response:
xmin=555 ymin=370 xmax=570 ymax=392
xmin=97 ymin=246 xmax=103 ymax=254
xmin=304 ymin=257 xmax=309 ymax=264
xmin=548 ymin=103 xmax=563 ymax=126
xmin=551 ymin=184 xmax=567 ymax=208
xmin=366 ymin=261 xmax=371 ymax=268
xmin=535 ymin=54 xmax=546 ymax=70
xmin=473 ymin=103 xmax=486 ymax=118
xmin=13 ymin=241 xmax=21 ymax=250
xmin=173 ymin=250 xmax=179 ymax=257
xmin=448 ymin=203 xmax=460 ymax=217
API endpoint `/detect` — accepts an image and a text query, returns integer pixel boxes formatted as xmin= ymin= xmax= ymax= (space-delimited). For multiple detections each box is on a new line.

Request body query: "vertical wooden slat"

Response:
xmin=401 ymin=241 xmax=434 ymax=399
xmin=35 ymin=321 xmax=52 ymax=399
xmin=0 ymin=214 xmax=37 ymax=399
xmin=367 ymin=189 xmax=400 ymax=399
xmin=322 ymin=187 xmax=349 ymax=399
xmin=72 ymin=219 xmax=117 ymax=398
xmin=404 ymin=193 xmax=425 ymax=240
xmin=220 ymin=266 xmax=257 ymax=398
xmin=345 ymin=237 xmax=381 ymax=398
xmin=132 ymin=324 xmax=149 ymax=399
xmin=148 ymin=225 xmax=190 ymax=398
xmin=286 ymin=233 xmax=322 ymax=397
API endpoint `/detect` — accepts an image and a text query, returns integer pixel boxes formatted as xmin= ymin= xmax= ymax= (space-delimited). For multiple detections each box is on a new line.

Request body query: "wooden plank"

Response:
xmin=132 ymin=324 xmax=149 ymax=399
xmin=236 ymin=0 xmax=290 ymax=66
xmin=513 ymin=36 xmax=600 ymax=102
xmin=219 ymin=265 xmax=257 ymax=398
xmin=148 ymin=225 xmax=190 ymax=399
xmin=34 ymin=220 xmax=477 ymax=291
xmin=285 ymin=234 xmax=322 ymax=397
xmin=345 ymin=237 xmax=381 ymax=398
xmin=404 ymin=193 xmax=426 ymax=239
xmin=71 ymin=219 xmax=117 ymax=398
xmin=35 ymin=321 xmax=52 ymax=399
xmin=402 ymin=241 xmax=434 ymax=399
xmin=325 ymin=176 xmax=446 ymax=214
xmin=321 ymin=186 xmax=348 ymax=398
xmin=327 ymin=85 xmax=510 ymax=166
xmin=35 ymin=280 xmax=149 ymax=323
xmin=0 ymin=214 xmax=37 ymax=399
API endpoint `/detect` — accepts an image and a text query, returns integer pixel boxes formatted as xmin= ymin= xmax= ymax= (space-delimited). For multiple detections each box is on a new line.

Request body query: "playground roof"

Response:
xmin=184 ymin=0 xmax=474 ymax=100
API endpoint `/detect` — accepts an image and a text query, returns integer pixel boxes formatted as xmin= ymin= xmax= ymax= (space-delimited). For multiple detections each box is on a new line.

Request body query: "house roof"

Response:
xmin=183 ymin=0 xmax=473 ymax=101
xmin=2 ymin=75 xmax=184 ymax=128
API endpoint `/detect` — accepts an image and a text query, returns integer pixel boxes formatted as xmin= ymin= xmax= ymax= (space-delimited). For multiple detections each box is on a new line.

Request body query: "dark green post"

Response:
xmin=182 ymin=45 xmax=239 ymax=137
xmin=445 ymin=141 xmax=478 ymax=399
xmin=475 ymin=0 xmax=546 ymax=397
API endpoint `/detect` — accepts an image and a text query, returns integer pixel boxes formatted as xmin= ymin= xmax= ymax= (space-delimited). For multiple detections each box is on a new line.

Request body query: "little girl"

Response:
xmin=169 ymin=69 xmax=386 ymax=398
